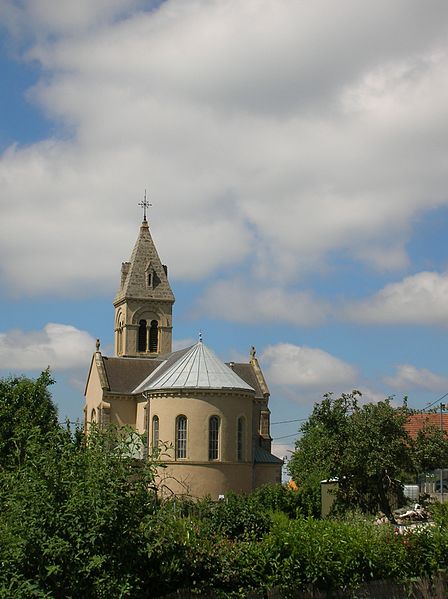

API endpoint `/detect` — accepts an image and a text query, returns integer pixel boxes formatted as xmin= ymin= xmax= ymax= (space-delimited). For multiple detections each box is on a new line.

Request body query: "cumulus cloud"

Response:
xmin=384 ymin=364 xmax=448 ymax=392
xmin=0 ymin=323 xmax=95 ymax=370
xmin=1 ymin=1 xmax=448 ymax=296
xmin=197 ymin=280 xmax=328 ymax=326
xmin=344 ymin=271 xmax=448 ymax=325
xmin=261 ymin=343 xmax=357 ymax=389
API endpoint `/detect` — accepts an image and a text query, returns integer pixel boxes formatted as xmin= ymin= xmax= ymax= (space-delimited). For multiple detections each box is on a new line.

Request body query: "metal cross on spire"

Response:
xmin=138 ymin=189 xmax=152 ymax=222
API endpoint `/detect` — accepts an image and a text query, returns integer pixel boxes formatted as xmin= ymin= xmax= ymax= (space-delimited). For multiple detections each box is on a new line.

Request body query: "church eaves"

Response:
xmin=133 ymin=341 xmax=255 ymax=393
xmin=114 ymin=219 xmax=175 ymax=304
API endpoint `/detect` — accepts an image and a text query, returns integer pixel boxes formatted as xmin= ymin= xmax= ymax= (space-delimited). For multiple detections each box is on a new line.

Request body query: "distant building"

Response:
xmin=84 ymin=212 xmax=282 ymax=498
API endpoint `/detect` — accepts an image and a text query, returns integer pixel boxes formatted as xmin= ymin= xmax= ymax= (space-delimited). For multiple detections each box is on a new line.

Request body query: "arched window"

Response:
xmin=138 ymin=319 xmax=147 ymax=352
xmin=176 ymin=415 xmax=187 ymax=459
xmin=91 ymin=408 xmax=97 ymax=423
xmin=209 ymin=416 xmax=219 ymax=460
xmin=237 ymin=416 xmax=245 ymax=462
xmin=152 ymin=415 xmax=159 ymax=449
xmin=149 ymin=320 xmax=158 ymax=353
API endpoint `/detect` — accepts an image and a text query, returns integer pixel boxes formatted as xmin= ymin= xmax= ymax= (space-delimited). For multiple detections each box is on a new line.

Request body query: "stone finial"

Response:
xmin=250 ymin=346 xmax=256 ymax=359
xmin=96 ymin=338 xmax=101 ymax=351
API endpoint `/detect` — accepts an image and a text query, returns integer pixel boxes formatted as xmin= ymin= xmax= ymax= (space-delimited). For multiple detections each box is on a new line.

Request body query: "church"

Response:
xmin=84 ymin=205 xmax=282 ymax=498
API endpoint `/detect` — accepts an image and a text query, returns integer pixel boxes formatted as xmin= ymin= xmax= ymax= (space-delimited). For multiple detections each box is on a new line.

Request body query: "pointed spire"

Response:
xmin=114 ymin=204 xmax=174 ymax=303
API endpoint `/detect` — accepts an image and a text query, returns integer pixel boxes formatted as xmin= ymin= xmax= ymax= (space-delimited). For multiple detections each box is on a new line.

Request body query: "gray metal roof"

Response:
xmin=133 ymin=341 xmax=255 ymax=393
xmin=254 ymin=446 xmax=284 ymax=464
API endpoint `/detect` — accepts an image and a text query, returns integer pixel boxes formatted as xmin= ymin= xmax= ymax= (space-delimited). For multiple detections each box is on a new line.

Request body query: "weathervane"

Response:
xmin=138 ymin=189 xmax=152 ymax=222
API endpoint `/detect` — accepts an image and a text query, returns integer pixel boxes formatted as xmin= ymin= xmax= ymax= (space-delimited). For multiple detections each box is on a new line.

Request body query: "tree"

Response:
xmin=412 ymin=423 xmax=448 ymax=475
xmin=0 ymin=369 xmax=59 ymax=470
xmin=288 ymin=392 xmax=414 ymax=521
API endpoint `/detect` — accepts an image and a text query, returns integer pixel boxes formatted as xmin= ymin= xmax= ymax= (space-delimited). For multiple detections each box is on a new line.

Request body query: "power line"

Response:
xmin=424 ymin=392 xmax=448 ymax=411
xmin=271 ymin=417 xmax=308 ymax=426
xmin=273 ymin=433 xmax=300 ymax=441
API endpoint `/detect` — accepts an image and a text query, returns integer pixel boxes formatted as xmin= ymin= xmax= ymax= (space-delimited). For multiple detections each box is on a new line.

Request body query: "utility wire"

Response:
xmin=271 ymin=417 xmax=308 ymax=426
xmin=273 ymin=433 xmax=301 ymax=441
xmin=423 ymin=392 xmax=448 ymax=411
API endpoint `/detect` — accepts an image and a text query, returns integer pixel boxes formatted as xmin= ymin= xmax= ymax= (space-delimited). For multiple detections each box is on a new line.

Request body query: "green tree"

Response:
xmin=288 ymin=392 xmax=413 ymax=521
xmin=0 ymin=422 xmax=162 ymax=598
xmin=412 ymin=423 xmax=448 ymax=474
xmin=0 ymin=369 xmax=59 ymax=470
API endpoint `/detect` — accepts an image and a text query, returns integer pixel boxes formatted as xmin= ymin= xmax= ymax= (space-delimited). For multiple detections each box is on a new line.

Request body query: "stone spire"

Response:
xmin=113 ymin=210 xmax=175 ymax=358
xmin=114 ymin=219 xmax=174 ymax=304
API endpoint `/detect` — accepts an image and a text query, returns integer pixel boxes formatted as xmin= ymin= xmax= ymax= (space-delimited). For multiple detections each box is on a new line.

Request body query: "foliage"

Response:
xmin=0 ymin=420 xmax=160 ymax=598
xmin=412 ymin=423 xmax=448 ymax=474
xmin=288 ymin=392 xmax=414 ymax=520
xmin=0 ymin=369 xmax=59 ymax=470
xmin=2 ymin=374 xmax=448 ymax=597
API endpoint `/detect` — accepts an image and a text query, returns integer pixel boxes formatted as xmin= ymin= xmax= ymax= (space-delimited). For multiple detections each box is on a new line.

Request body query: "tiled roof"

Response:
xmin=405 ymin=413 xmax=448 ymax=439
xmin=229 ymin=363 xmax=265 ymax=399
xmin=135 ymin=341 xmax=255 ymax=393
xmin=102 ymin=356 xmax=162 ymax=394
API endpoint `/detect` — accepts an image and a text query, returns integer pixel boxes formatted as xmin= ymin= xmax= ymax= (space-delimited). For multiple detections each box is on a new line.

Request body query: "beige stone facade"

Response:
xmin=84 ymin=216 xmax=282 ymax=498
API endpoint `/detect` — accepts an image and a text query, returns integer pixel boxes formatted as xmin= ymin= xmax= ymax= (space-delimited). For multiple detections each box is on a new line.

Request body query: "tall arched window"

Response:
xmin=149 ymin=320 xmax=158 ymax=353
xmin=91 ymin=408 xmax=97 ymax=423
xmin=175 ymin=415 xmax=187 ymax=459
xmin=209 ymin=416 xmax=219 ymax=460
xmin=237 ymin=416 xmax=245 ymax=462
xmin=152 ymin=415 xmax=159 ymax=449
xmin=138 ymin=319 xmax=147 ymax=352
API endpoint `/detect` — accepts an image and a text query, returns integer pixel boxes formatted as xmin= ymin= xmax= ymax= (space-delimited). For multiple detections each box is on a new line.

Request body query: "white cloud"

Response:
xmin=345 ymin=271 xmax=448 ymax=325
xmin=261 ymin=343 xmax=357 ymax=389
xmin=197 ymin=279 xmax=328 ymax=326
xmin=1 ymin=1 xmax=448 ymax=296
xmin=384 ymin=364 xmax=448 ymax=392
xmin=0 ymin=323 xmax=95 ymax=370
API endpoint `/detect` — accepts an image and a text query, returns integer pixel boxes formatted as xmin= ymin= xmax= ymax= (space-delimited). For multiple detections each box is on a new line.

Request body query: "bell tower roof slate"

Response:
xmin=114 ymin=219 xmax=175 ymax=304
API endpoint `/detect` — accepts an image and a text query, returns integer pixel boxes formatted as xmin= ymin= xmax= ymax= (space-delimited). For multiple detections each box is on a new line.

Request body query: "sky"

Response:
xmin=1 ymin=0 xmax=448 ymax=460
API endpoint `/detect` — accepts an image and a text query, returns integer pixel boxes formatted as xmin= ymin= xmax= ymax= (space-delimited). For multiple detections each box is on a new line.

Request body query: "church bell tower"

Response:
xmin=113 ymin=196 xmax=175 ymax=357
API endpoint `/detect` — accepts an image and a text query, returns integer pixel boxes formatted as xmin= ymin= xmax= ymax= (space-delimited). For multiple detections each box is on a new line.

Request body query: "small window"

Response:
xmin=176 ymin=415 xmax=187 ymax=459
xmin=91 ymin=408 xmax=97 ymax=423
xmin=209 ymin=416 xmax=220 ymax=460
xmin=147 ymin=272 xmax=153 ymax=287
xmin=138 ymin=319 xmax=147 ymax=352
xmin=149 ymin=320 xmax=158 ymax=353
xmin=152 ymin=415 xmax=159 ymax=448
xmin=237 ymin=416 xmax=245 ymax=462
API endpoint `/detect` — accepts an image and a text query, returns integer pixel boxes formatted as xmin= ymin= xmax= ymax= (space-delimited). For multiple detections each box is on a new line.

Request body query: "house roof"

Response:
xmin=405 ymin=413 xmax=448 ymax=439
xmin=134 ymin=340 xmax=255 ymax=393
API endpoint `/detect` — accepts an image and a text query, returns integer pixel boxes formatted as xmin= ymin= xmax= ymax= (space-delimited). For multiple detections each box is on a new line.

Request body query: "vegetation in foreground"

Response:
xmin=2 ymin=373 xmax=448 ymax=598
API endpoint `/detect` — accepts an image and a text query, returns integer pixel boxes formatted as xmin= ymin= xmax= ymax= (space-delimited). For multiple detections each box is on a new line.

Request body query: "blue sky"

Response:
xmin=1 ymin=0 xmax=448 ymax=457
